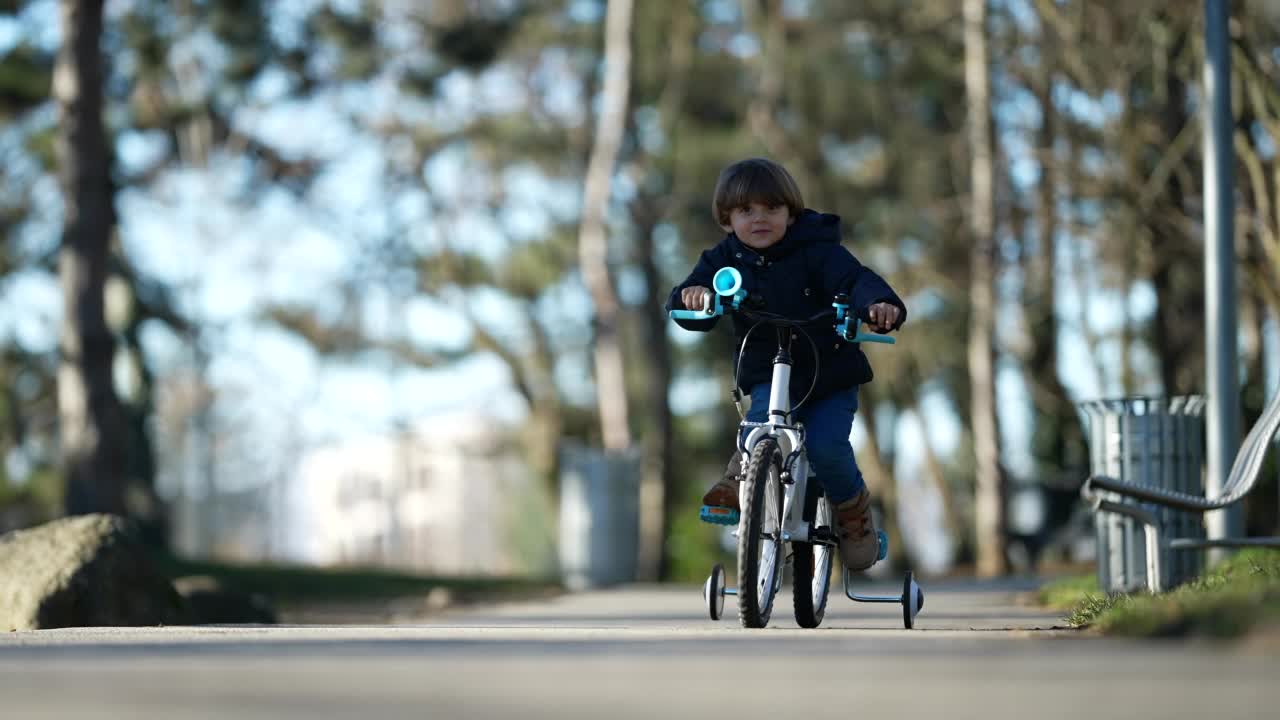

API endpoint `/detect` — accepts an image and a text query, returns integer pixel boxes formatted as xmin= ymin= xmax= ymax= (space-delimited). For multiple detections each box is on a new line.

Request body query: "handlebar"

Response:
xmin=668 ymin=269 xmax=895 ymax=345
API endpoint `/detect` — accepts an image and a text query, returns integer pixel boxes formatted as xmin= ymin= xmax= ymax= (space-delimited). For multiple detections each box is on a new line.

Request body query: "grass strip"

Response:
xmin=1043 ymin=549 xmax=1280 ymax=638
xmin=1037 ymin=573 xmax=1099 ymax=610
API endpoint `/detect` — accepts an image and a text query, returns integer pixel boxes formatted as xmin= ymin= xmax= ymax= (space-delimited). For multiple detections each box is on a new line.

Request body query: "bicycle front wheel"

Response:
xmin=737 ymin=436 xmax=784 ymax=628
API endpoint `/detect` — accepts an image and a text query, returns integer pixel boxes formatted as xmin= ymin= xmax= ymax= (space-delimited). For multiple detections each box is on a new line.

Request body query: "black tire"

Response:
xmin=792 ymin=493 xmax=833 ymax=628
xmin=902 ymin=571 xmax=922 ymax=630
xmin=737 ymin=437 xmax=785 ymax=628
xmin=706 ymin=564 xmax=726 ymax=621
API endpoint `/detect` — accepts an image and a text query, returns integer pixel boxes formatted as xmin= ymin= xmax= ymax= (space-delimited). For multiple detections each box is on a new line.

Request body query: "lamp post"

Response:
xmin=1203 ymin=0 xmax=1241 ymax=562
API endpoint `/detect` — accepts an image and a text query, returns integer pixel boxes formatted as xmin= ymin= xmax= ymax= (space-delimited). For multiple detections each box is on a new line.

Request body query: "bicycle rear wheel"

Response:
xmin=737 ymin=437 xmax=784 ymax=628
xmin=792 ymin=492 xmax=833 ymax=628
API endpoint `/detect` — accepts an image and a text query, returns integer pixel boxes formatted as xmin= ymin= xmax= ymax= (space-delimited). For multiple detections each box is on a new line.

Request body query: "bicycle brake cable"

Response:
xmin=790 ymin=325 xmax=821 ymax=413
xmin=733 ymin=317 xmax=822 ymax=418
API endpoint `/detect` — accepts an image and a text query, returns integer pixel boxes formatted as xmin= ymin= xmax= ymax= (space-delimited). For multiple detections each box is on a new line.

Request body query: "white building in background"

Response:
xmin=292 ymin=413 xmax=555 ymax=576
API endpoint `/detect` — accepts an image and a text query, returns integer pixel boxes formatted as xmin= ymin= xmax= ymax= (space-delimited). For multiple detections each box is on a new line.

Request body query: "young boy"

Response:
xmin=666 ymin=158 xmax=906 ymax=571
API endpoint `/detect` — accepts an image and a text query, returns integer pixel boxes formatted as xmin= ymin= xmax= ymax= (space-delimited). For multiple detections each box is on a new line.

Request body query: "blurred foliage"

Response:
xmin=663 ymin=455 xmax=733 ymax=583
xmin=308 ymin=6 xmax=382 ymax=80
xmin=0 ymin=43 xmax=50 ymax=117
xmin=0 ymin=0 xmax=1277 ymax=579
xmin=433 ymin=12 xmax=526 ymax=70
xmin=0 ymin=468 xmax=62 ymax=532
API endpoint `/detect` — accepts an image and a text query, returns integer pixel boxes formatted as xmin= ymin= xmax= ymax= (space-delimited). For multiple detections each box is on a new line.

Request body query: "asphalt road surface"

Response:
xmin=1 ymin=575 xmax=1274 ymax=719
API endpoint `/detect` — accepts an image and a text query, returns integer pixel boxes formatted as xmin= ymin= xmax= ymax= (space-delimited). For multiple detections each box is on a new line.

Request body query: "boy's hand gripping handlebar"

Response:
xmin=668 ymin=267 xmax=747 ymax=320
xmin=832 ymin=293 xmax=896 ymax=345
xmin=668 ymin=267 xmax=896 ymax=345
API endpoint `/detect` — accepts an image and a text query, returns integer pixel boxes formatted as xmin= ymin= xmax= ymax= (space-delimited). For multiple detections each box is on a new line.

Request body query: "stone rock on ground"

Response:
xmin=173 ymin=575 xmax=277 ymax=624
xmin=0 ymin=514 xmax=188 ymax=631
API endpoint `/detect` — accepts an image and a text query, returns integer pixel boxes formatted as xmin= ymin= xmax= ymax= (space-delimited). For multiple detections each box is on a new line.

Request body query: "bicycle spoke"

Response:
xmin=757 ymin=462 xmax=782 ymax=607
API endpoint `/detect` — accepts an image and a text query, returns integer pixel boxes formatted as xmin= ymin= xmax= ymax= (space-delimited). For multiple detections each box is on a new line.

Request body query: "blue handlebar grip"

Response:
xmin=843 ymin=318 xmax=896 ymax=344
xmin=669 ymin=309 xmax=719 ymax=320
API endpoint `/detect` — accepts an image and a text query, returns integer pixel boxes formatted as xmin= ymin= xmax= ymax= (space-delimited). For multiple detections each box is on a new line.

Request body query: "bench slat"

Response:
xmin=1085 ymin=378 xmax=1280 ymax=511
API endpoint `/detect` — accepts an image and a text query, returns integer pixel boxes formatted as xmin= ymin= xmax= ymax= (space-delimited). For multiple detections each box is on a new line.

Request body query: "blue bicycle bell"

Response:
xmin=713 ymin=267 xmax=742 ymax=296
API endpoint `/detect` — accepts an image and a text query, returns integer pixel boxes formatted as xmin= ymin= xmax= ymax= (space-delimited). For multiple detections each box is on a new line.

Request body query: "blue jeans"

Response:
xmin=741 ymin=383 xmax=867 ymax=504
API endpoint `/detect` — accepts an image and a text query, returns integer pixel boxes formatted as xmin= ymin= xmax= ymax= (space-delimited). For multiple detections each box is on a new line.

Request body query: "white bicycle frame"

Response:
xmin=736 ymin=355 xmax=823 ymax=546
xmin=735 ymin=355 xmax=918 ymax=614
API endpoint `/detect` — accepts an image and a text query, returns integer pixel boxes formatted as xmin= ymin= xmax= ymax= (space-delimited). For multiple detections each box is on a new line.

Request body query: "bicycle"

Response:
xmin=670 ymin=266 xmax=925 ymax=629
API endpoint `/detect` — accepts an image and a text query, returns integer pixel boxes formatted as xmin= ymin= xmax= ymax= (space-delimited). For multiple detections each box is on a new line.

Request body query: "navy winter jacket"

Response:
xmin=665 ymin=209 xmax=906 ymax=404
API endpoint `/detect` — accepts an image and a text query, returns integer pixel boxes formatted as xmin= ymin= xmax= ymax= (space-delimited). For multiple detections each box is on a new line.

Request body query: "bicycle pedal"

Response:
xmin=877 ymin=530 xmax=889 ymax=562
xmin=700 ymin=506 xmax=740 ymax=525
xmin=811 ymin=526 xmax=836 ymax=544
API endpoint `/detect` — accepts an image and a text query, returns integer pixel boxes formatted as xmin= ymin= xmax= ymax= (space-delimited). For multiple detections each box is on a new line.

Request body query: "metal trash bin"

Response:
xmin=1079 ymin=397 xmax=1206 ymax=593
xmin=557 ymin=442 xmax=640 ymax=590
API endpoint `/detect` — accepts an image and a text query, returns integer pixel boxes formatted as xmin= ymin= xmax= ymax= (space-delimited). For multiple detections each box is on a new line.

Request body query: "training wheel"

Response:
xmin=704 ymin=564 xmax=726 ymax=621
xmin=901 ymin=571 xmax=924 ymax=629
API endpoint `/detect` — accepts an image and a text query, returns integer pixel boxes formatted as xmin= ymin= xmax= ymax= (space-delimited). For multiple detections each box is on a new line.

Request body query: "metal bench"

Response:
xmin=1080 ymin=379 xmax=1280 ymax=593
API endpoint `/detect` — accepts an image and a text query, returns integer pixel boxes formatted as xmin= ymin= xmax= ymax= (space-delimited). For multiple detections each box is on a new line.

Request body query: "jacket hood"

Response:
xmin=728 ymin=208 xmax=842 ymax=259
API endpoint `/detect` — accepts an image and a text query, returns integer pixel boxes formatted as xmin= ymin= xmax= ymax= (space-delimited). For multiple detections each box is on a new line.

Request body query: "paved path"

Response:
xmin=1 ymin=576 xmax=1274 ymax=719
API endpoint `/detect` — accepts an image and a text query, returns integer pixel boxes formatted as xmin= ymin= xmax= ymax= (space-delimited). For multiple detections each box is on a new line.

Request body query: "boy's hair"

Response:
xmin=711 ymin=158 xmax=805 ymax=226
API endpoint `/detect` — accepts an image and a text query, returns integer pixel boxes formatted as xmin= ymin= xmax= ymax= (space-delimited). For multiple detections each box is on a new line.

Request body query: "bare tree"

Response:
xmin=54 ymin=0 xmax=128 ymax=518
xmin=1023 ymin=18 xmax=1086 ymax=498
xmin=577 ymin=0 xmax=635 ymax=453
xmin=963 ymin=0 xmax=1007 ymax=576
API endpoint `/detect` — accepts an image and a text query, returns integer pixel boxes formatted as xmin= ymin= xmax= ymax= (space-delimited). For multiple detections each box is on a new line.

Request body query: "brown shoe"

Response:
xmin=833 ymin=490 xmax=878 ymax=571
xmin=700 ymin=452 xmax=743 ymax=510
xmin=701 ymin=478 xmax=739 ymax=510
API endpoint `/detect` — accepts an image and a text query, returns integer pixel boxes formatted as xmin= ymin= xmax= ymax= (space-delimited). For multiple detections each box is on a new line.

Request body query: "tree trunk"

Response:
xmin=524 ymin=319 xmax=564 ymax=495
xmin=628 ymin=1 xmax=694 ymax=581
xmin=117 ymin=273 xmax=166 ymax=545
xmin=1027 ymin=55 xmax=1087 ymax=494
xmin=54 ymin=0 xmax=128 ymax=518
xmin=635 ymin=214 xmax=673 ymax=580
xmin=963 ymin=0 xmax=1007 ymax=577
xmin=1148 ymin=27 xmax=1203 ymax=396
xmin=578 ymin=0 xmax=634 ymax=453
xmin=903 ymin=359 xmax=960 ymax=559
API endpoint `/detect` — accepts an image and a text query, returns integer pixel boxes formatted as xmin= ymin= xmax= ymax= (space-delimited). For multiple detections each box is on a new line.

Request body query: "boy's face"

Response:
xmin=722 ymin=202 xmax=794 ymax=250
